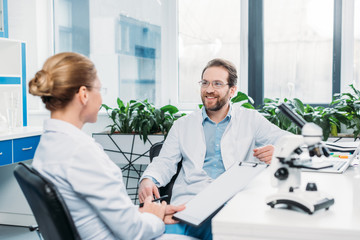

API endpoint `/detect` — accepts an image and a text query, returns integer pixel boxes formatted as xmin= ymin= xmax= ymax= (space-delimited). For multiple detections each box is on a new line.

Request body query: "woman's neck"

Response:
xmin=51 ymin=107 xmax=84 ymax=129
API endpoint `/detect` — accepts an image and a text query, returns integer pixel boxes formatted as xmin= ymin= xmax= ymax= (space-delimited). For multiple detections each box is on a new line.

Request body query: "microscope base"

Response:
xmin=266 ymin=191 xmax=335 ymax=214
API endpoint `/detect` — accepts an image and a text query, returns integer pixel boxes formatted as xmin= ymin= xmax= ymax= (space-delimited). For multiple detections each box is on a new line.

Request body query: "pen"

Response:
xmin=139 ymin=195 xmax=168 ymax=208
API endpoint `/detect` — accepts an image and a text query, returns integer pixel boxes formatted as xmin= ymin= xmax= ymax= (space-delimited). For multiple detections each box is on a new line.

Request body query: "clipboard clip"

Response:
xmin=239 ymin=162 xmax=259 ymax=167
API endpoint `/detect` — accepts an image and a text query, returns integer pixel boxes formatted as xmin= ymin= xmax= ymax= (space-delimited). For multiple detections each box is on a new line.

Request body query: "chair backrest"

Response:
xmin=13 ymin=162 xmax=81 ymax=240
xmin=149 ymin=142 xmax=164 ymax=162
xmin=149 ymin=142 xmax=182 ymax=203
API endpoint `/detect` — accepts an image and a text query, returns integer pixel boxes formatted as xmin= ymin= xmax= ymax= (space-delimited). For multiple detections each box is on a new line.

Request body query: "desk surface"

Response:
xmin=0 ymin=126 xmax=42 ymax=141
xmin=212 ymin=167 xmax=360 ymax=240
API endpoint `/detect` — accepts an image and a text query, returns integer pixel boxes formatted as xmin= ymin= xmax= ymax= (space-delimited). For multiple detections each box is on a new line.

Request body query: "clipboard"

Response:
xmin=173 ymin=162 xmax=267 ymax=226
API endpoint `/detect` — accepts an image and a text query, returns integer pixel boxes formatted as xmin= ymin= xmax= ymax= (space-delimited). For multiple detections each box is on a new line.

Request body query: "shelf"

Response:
xmin=0 ymin=76 xmax=21 ymax=84
xmin=0 ymin=38 xmax=27 ymax=127
xmin=0 ymin=40 xmax=22 ymax=76
xmin=0 ymin=127 xmax=42 ymax=141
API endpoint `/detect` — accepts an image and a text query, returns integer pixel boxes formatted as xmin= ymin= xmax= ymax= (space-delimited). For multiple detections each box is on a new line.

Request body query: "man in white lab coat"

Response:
xmin=139 ymin=58 xmax=289 ymax=239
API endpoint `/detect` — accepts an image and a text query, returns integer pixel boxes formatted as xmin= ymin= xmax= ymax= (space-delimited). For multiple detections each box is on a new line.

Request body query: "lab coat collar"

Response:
xmin=43 ymin=119 xmax=90 ymax=140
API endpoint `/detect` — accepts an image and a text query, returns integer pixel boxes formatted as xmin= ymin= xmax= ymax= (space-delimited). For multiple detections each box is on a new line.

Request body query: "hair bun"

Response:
xmin=29 ymin=70 xmax=53 ymax=96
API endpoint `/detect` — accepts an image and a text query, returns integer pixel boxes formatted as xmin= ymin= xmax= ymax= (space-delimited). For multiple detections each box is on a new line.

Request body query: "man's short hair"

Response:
xmin=201 ymin=58 xmax=238 ymax=87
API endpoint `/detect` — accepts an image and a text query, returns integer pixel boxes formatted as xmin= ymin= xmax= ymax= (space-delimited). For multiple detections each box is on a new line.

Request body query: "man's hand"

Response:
xmin=138 ymin=178 xmax=160 ymax=203
xmin=253 ymin=145 xmax=274 ymax=164
xmin=163 ymin=204 xmax=186 ymax=224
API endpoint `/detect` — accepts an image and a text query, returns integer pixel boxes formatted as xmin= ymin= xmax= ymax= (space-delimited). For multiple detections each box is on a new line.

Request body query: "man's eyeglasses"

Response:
xmin=198 ymin=80 xmax=229 ymax=89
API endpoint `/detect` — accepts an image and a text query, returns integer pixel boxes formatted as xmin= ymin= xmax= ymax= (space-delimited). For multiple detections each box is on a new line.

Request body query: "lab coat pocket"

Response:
xmin=230 ymin=136 xmax=255 ymax=163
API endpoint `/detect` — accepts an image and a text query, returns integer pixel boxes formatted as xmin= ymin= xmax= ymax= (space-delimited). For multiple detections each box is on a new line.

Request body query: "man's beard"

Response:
xmin=201 ymin=90 xmax=230 ymax=112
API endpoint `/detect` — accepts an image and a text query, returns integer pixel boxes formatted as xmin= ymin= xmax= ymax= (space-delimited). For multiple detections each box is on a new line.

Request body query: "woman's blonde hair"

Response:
xmin=29 ymin=52 xmax=97 ymax=111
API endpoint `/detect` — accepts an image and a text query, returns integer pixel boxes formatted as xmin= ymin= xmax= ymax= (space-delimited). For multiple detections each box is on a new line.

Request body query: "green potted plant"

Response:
xmin=331 ymin=84 xmax=360 ymax=139
xmin=257 ymin=97 xmax=347 ymax=141
xmin=93 ymin=98 xmax=183 ymax=203
xmin=231 ymin=91 xmax=255 ymax=109
xmin=258 ymin=98 xmax=302 ymax=135
xmin=101 ymin=98 xmax=182 ymax=143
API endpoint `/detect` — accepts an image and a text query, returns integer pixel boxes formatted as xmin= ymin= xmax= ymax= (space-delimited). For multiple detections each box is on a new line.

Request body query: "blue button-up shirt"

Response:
xmin=146 ymin=105 xmax=232 ymax=185
xmin=202 ymin=106 xmax=231 ymax=179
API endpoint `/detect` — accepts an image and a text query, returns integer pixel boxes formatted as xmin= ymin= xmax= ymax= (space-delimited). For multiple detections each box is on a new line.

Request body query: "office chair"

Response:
xmin=149 ymin=142 xmax=182 ymax=204
xmin=13 ymin=162 xmax=81 ymax=240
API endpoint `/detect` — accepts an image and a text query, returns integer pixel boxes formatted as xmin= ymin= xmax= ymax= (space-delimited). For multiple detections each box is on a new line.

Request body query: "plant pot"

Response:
xmin=92 ymin=132 xmax=164 ymax=204
xmin=339 ymin=123 xmax=354 ymax=135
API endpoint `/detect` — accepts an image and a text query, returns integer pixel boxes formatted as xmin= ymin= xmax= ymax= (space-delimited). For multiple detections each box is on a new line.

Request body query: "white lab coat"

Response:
xmin=33 ymin=119 xmax=164 ymax=240
xmin=142 ymin=103 xmax=290 ymax=205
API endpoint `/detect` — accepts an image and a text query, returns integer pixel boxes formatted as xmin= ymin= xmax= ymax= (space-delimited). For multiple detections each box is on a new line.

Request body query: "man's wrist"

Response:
xmin=141 ymin=175 xmax=160 ymax=187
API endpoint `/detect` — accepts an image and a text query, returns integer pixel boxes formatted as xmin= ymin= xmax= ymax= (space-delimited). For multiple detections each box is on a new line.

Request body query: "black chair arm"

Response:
xmin=148 ymin=142 xmax=182 ymax=204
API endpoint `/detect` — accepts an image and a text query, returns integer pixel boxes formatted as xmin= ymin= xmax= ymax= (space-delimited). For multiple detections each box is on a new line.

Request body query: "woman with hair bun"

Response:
xmin=29 ymin=52 xmax=184 ymax=240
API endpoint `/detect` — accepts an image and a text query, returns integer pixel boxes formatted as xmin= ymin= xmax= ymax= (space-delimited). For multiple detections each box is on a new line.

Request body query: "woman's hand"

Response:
xmin=139 ymin=195 xmax=166 ymax=220
xmin=163 ymin=204 xmax=186 ymax=224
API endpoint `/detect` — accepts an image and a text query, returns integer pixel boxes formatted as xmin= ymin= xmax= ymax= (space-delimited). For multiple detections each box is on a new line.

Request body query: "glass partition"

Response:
xmin=54 ymin=0 xmax=163 ymax=106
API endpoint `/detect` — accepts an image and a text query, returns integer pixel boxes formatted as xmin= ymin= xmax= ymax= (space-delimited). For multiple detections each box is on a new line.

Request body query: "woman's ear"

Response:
xmin=78 ymin=86 xmax=89 ymax=105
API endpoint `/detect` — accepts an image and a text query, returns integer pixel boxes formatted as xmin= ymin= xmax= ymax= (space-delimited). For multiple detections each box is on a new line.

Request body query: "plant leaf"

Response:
xmin=161 ymin=105 xmax=179 ymax=114
xmin=231 ymin=91 xmax=249 ymax=103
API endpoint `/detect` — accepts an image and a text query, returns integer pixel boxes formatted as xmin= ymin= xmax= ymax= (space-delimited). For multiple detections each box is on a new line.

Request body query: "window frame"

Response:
xmin=249 ymin=0 xmax=348 ymax=107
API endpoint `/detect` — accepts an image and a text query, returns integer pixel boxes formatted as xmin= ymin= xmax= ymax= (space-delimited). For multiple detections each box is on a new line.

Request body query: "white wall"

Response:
xmin=7 ymin=0 xmax=111 ymax=135
xmin=8 ymin=0 xmax=53 ymax=112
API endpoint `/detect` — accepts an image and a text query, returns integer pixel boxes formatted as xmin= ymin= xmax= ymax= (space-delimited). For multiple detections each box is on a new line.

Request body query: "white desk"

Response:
xmin=212 ymin=167 xmax=360 ymax=240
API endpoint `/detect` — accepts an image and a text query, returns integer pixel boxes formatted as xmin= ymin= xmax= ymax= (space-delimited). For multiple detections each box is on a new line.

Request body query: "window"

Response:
xmin=55 ymin=0 xmax=73 ymax=52
xmin=263 ymin=0 xmax=334 ymax=104
xmin=115 ymin=15 xmax=160 ymax=103
xmin=354 ymin=0 xmax=360 ymax=89
xmin=54 ymin=0 xmax=164 ymax=106
xmin=178 ymin=0 xmax=241 ymax=106
xmin=54 ymin=0 xmax=89 ymax=55
xmin=53 ymin=0 xmax=360 ymax=110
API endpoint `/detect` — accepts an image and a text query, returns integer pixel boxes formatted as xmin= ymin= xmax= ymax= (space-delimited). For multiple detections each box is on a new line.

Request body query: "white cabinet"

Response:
xmin=0 ymin=38 xmax=27 ymax=129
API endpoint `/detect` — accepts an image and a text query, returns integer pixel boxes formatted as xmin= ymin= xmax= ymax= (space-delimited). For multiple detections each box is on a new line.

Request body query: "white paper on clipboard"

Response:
xmin=173 ymin=162 xmax=267 ymax=226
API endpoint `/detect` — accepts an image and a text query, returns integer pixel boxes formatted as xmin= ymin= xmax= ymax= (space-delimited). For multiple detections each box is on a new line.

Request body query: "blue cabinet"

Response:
xmin=13 ymin=136 xmax=40 ymax=163
xmin=0 ymin=139 xmax=11 ymax=165
xmin=0 ymin=129 xmax=42 ymax=166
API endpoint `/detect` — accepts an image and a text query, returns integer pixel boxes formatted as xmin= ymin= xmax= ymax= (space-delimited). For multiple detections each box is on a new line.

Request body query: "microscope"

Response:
xmin=266 ymin=103 xmax=335 ymax=214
